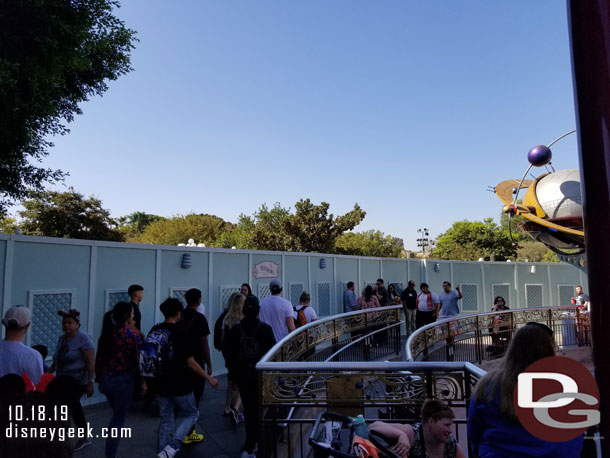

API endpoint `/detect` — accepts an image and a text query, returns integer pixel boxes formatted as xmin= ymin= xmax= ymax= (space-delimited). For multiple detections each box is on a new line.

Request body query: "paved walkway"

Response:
xmin=81 ymin=374 xmax=244 ymax=458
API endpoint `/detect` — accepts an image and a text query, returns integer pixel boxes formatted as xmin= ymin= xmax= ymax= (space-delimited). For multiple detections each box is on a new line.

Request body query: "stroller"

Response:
xmin=309 ymin=411 xmax=400 ymax=458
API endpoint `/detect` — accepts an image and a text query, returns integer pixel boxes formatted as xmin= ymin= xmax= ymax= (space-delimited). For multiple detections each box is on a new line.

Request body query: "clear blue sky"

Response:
xmin=40 ymin=1 xmax=579 ymax=250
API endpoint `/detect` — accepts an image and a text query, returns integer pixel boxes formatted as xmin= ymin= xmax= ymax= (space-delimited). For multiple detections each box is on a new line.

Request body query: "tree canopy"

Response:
xmin=18 ymin=189 xmax=123 ymax=241
xmin=433 ymin=218 xmax=517 ymax=261
xmin=131 ymin=214 xmax=233 ymax=246
xmin=0 ymin=0 xmax=137 ymax=214
xmin=335 ymin=230 xmax=404 ymax=258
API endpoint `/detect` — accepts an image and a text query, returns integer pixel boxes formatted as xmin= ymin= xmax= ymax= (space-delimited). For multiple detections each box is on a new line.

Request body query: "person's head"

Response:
xmin=128 ymin=284 xmax=144 ymax=303
xmin=475 ymin=322 xmax=556 ymax=419
xmin=576 ymin=285 xmax=583 ymax=295
xmin=270 ymin=279 xmax=283 ymax=295
xmin=493 ymin=296 xmax=507 ymax=309
xmin=111 ymin=302 xmax=134 ymax=327
xmin=408 ymin=280 xmax=416 ymax=289
xmin=420 ymin=283 xmax=429 ymax=293
xmin=388 ymin=284 xmax=396 ymax=294
xmin=376 ymin=278 xmax=384 ymax=289
xmin=243 ymin=295 xmax=260 ymax=319
xmin=184 ymin=288 xmax=202 ymax=307
xmin=160 ymin=297 xmax=183 ymax=320
xmin=58 ymin=309 xmax=81 ymax=336
xmin=299 ymin=291 xmax=310 ymax=306
xmin=421 ymin=399 xmax=456 ymax=444
xmin=241 ymin=283 xmax=252 ymax=297
xmin=2 ymin=305 xmax=32 ymax=338
xmin=32 ymin=345 xmax=48 ymax=360
xmin=442 ymin=281 xmax=451 ymax=292
xmin=347 ymin=281 xmax=355 ymax=291
xmin=364 ymin=285 xmax=373 ymax=301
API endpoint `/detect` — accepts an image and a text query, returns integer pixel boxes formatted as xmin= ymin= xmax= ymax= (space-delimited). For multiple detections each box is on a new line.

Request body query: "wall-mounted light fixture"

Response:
xmin=320 ymin=258 xmax=327 ymax=269
xmin=433 ymin=263 xmax=440 ymax=272
xmin=530 ymin=265 xmax=536 ymax=274
xmin=182 ymin=253 xmax=192 ymax=269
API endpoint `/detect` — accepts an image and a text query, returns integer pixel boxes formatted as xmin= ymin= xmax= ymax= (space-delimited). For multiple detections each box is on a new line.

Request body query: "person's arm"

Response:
xmin=456 ymin=287 xmax=463 ymax=300
xmin=285 ymin=304 xmax=296 ymax=332
xmin=187 ymin=356 xmax=219 ymax=388
xmin=202 ymin=336 xmax=212 ymax=374
xmin=435 ymin=302 xmax=441 ymax=317
xmin=467 ymin=397 xmax=484 ymax=455
xmin=348 ymin=291 xmax=359 ymax=311
xmin=456 ymin=444 xmax=467 ymax=458
xmin=368 ymin=422 xmax=413 ymax=458
xmin=82 ymin=348 xmax=95 ymax=396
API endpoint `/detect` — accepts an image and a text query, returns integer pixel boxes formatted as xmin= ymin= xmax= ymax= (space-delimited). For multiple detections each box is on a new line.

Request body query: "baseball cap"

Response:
xmin=243 ymin=295 xmax=260 ymax=316
xmin=270 ymin=279 xmax=283 ymax=290
xmin=3 ymin=305 xmax=31 ymax=328
xmin=58 ymin=309 xmax=80 ymax=323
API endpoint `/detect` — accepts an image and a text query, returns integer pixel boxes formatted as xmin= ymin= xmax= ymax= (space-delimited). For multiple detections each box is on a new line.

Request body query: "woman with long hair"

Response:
xmin=468 ymin=322 xmax=584 ymax=457
xmin=221 ymin=292 xmax=245 ymax=423
xmin=358 ymin=285 xmax=380 ymax=309
xmin=95 ymin=302 xmax=143 ymax=458
xmin=369 ymin=399 xmax=466 ymax=458
xmin=240 ymin=283 xmax=252 ymax=298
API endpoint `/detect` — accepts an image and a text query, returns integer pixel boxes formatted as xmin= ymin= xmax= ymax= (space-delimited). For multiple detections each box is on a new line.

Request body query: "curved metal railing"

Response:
xmin=406 ymin=305 xmax=591 ymax=363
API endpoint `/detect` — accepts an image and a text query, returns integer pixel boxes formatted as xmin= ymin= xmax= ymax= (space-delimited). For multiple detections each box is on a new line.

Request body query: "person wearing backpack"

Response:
xmin=225 ymin=295 xmax=276 ymax=458
xmin=142 ymin=298 xmax=219 ymax=458
xmin=293 ymin=291 xmax=318 ymax=328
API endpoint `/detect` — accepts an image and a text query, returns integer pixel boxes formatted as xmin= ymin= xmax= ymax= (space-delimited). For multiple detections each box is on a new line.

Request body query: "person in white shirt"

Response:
xmin=293 ymin=291 xmax=318 ymax=325
xmin=0 ymin=305 xmax=44 ymax=384
xmin=258 ymin=279 xmax=295 ymax=342
xmin=415 ymin=283 xmax=440 ymax=329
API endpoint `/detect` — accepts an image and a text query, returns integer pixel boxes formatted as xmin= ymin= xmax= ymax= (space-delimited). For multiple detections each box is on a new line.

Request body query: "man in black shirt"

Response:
xmin=147 ymin=298 xmax=218 ymax=458
xmin=128 ymin=284 xmax=144 ymax=331
xmin=180 ymin=288 xmax=212 ymax=444
xmin=375 ymin=278 xmax=389 ymax=306
xmin=400 ymin=280 xmax=417 ymax=334
xmin=225 ymin=296 xmax=276 ymax=458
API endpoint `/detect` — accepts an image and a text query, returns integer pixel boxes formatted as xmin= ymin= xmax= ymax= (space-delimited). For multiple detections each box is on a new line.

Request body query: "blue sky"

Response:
xmin=39 ymin=1 xmax=579 ymax=250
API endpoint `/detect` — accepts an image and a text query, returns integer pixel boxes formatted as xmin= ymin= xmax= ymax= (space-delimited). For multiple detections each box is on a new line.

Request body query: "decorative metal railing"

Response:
xmin=406 ymin=306 xmax=591 ymax=363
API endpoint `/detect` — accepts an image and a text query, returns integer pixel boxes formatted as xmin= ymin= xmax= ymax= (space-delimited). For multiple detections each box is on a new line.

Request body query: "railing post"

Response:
xmin=475 ymin=315 xmax=483 ymax=365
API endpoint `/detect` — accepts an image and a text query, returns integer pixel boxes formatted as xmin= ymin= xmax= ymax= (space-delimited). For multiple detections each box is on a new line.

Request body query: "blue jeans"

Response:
xmin=158 ymin=392 xmax=199 ymax=452
xmin=101 ymin=373 xmax=134 ymax=458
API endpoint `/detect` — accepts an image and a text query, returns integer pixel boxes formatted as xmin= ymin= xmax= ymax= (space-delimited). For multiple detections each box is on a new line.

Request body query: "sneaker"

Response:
xmin=182 ymin=430 xmax=204 ymax=444
xmin=73 ymin=438 xmax=92 ymax=451
xmin=230 ymin=408 xmax=239 ymax=426
xmin=157 ymin=445 xmax=177 ymax=458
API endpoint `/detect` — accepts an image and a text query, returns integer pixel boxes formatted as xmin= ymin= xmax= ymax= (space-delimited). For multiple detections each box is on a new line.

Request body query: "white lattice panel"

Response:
xmin=220 ymin=285 xmax=241 ymax=309
xmin=491 ymin=284 xmax=510 ymax=308
xmin=362 ymin=281 xmax=376 ymax=292
xmin=526 ymin=284 xmax=544 ymax=308
xmin=258 ymin=284 xmax=271 ymax=300
xmin=391 ymin=282 xmax=404 ymax=295
xmin=558 ymin=284 xmax=575 ymax=306
xmin=170 ymin=288 xmax=190 ymax=306
xmin=105 ymin=289 xmax=130 ymax=312
xmin=460 ymin=283 xmax=478 ymax=312
xmin=29 ymin=290 xmax=74 ymax=349
xmin=316 ymin=282 xmax=331 ymax=317
xmin=288 ymin=283 xmax=304 ymax=306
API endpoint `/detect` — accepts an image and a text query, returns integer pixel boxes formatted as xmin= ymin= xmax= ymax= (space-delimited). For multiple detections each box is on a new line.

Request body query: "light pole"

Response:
xmin=417 ymin=228 xmax=431 ymax=256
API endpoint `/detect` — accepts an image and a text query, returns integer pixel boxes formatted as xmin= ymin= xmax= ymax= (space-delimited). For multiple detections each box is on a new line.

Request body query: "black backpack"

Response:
xmin=237 ymin=323 xmax=262 ymax=378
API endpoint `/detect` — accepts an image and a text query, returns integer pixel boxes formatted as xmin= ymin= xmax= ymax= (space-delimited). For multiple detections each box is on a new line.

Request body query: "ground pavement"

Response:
xmin=80 ymin=374 xmax=244 ymax=458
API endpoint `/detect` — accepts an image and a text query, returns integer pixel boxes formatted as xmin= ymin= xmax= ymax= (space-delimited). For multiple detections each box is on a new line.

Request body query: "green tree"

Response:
xmin=0 ymin=216 xmax=18 ymax=234
xmin=18 ymin=189 xmax=123 ymax=241
xmin=247 ymin=199 xmax=366 ymax=253
xmin=433 ymin=218 xmax=517 ymax=261
xmin=119 ymin=211 xmax=163 ymax=238
xmin=335 ymin=230 xmax=404 ymax=257
xmin=0 ymin=0 xmax=137 ymax=214
xmin=132 ymin=214 xmax=232 ymax=246
xmin=213 ymin=214 xmax=256 ymax=249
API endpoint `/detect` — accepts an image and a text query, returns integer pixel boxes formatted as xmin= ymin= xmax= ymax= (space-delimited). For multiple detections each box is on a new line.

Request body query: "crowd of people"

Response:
xmin=0 ymin=279 xmax=593 ymax=458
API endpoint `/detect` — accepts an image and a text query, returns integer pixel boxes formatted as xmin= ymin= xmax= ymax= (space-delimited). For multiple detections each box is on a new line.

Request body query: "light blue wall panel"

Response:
xmin=381 ymin=260 xmax=408 ymax=291
xmin=360 ymin=259 xmax=381 ymax=291
xmin=425 ymin=260 xmax=451 ymax=294
xmin=406 ymin=260 xmax=422 ymax=287
xmin=309 ymin=256 xmax=335 ymax=315
xmin=96 ymin=247 xmax=156 ymax=337
xmin=335 ymin=257 xmax=358 ymax=312
xmin=516 ymin=263 xmax=549 ymax=308
xmin=284 ymin=255 xmax=309 ymax=293
xmin=452 ymin=262 xmax=484 ymax=312
xmin=482 ymin=263 xmax=517 ymax=308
